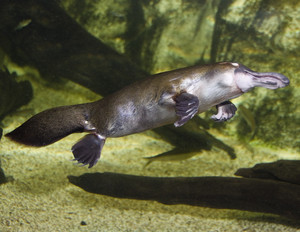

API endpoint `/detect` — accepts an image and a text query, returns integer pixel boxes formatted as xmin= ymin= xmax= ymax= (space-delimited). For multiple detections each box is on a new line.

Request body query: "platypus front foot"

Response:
xmin=72 ymin=133 xmax=106 ymax=168
xmin=211 ymin=101 xmax=237 ymax=122
xmin=174 ymin=92 xmax=199 ymax=127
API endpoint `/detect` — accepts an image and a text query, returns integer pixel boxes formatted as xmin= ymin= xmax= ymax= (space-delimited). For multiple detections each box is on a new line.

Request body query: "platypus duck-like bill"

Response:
xmin=6 ymin=62 xmax=290 ymax=168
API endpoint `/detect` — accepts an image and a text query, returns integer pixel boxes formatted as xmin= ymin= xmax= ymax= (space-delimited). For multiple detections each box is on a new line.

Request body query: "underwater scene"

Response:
xmin=0 ymin=0 xmax=300 ymax=231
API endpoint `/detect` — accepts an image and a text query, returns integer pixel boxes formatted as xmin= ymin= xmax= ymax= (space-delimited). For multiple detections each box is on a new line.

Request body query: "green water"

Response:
xmin=0 ymin=0 xmax=299 ymax=231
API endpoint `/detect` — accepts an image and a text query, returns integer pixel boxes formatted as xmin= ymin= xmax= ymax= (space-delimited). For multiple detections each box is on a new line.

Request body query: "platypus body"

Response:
xmin=6 ymin=62 xmax=290 ymax=167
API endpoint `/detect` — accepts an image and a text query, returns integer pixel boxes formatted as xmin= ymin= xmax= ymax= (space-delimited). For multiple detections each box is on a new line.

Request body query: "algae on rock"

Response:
xmin=61 ymin=0 xmax=221 ymax=73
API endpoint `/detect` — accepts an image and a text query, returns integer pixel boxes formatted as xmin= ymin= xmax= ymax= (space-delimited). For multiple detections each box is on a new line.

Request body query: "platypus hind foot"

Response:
xmin=72 ymin=133 xmax=106 ymax=168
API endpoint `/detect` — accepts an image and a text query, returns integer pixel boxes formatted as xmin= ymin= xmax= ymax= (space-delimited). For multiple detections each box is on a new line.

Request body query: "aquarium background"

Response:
xmin=0 ymin=0 xmax=299 ymax=231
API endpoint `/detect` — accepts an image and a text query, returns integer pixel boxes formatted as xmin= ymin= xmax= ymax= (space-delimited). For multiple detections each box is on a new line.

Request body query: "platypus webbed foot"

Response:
xmin=72 ymin=133 xmax=106 ymax=168
xmin=174 ymin=92 xmax=199 ymax=127
xmin=211 ymin=101 xmax=237 ymax=122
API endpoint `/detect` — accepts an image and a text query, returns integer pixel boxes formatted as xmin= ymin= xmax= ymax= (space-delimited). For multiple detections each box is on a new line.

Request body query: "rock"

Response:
xmin=212 ymin=0 xmax=300 ymax=62
xmin=80 ymin=221 xmax=87 ymax=226
xmin=61 ymin=0 xmax=221 ymax=73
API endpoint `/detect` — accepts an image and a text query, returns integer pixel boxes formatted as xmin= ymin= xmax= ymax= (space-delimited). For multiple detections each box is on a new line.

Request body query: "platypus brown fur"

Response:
xmin=6 ymin=62 xmax=290 ymax=168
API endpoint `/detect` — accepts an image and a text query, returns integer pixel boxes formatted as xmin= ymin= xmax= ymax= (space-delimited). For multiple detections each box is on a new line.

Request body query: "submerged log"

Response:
xmin=235 ymin=160 xmax=300 ymax=185
xmin=68 ymin=172 xmax=300 ymax=220
xmin=0 ymin=0 xmax=148 ymax=96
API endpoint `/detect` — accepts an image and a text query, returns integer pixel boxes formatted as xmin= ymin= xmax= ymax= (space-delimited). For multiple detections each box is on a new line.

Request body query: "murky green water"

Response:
xmin=0 ymin=0 xmax=299 ymax=231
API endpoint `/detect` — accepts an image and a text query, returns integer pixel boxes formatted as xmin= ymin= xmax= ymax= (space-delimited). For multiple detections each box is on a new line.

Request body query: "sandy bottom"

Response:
xmin=0 ymin=74 xmax=299 ymax=232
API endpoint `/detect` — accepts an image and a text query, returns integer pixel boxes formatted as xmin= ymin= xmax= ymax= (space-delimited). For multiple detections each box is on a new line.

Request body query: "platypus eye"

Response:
xmin=219 ymin=62 xmax=239 ymax=68
xmin=230 ymin=62 xmax=239 ymax=67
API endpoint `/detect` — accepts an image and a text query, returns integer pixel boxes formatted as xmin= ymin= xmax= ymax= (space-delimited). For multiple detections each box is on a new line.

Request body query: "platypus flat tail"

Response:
xmin=6 ymin=104 xmax=93 ymax=147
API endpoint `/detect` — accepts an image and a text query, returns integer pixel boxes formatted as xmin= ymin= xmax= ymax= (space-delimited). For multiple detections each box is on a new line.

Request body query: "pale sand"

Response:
xmin=0 ymin=74 xmax=299 ymax=231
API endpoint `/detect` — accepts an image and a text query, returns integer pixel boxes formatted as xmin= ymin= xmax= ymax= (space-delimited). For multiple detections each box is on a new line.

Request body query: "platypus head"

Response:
xmin=233 ymin=63 xmax=290 ymax=93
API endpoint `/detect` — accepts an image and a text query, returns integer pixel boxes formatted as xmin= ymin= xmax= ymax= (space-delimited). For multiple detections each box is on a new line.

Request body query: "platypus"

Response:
xmin=6 ymin=62 xmax=290 ymax=168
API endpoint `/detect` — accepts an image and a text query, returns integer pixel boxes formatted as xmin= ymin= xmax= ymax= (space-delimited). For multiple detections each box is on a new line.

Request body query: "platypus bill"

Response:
xmin=6 ymin=62 xmax=290 ymax=168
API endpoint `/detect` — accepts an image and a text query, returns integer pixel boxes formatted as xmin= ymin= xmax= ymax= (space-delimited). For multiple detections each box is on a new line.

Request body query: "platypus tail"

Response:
xmin=6 ymin=104 xmax=92 ymax=147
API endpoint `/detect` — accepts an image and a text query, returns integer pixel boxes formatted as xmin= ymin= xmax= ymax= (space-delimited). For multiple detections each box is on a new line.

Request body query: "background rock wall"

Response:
xmin=61 ymin=0 xmax=220 ymax=73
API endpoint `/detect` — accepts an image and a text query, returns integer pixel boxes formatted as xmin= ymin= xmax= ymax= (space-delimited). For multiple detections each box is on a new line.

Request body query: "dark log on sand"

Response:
xmin=236 ymin=160 xmax=300 ymax=185
xmin=68 ymin=172 xmax=300 ymax=221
